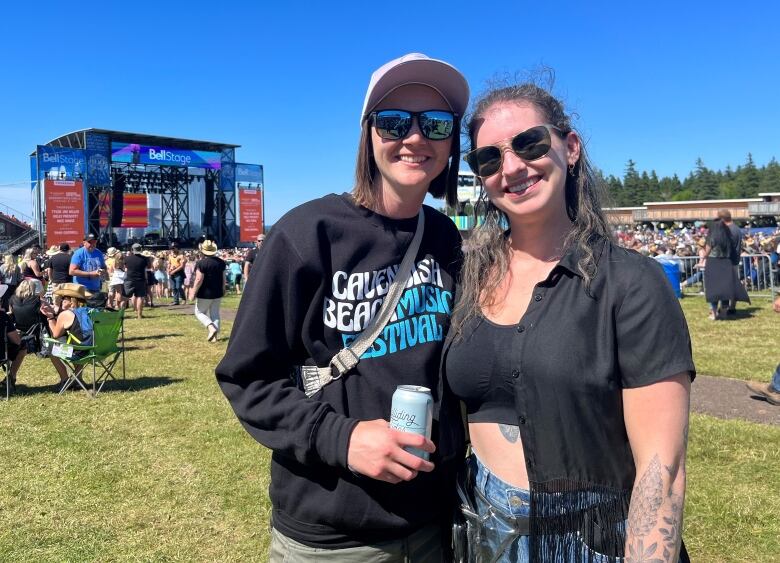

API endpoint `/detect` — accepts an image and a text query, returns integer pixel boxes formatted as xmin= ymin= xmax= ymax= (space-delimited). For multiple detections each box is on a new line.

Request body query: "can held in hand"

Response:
xmin=389 ymin=385 xmax=433 ymax=460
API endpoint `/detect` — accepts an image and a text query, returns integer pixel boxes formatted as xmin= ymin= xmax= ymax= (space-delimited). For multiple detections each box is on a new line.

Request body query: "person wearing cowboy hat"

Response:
xmin=46 ymin=243 xmax=72 ymax=306
xmin=190 ymin=240 xmax=225 ymax=342
xmin=105 ymin=248 xmax=127 ymax=310
xmin=39 ymin=283 xmax=94 ymax=387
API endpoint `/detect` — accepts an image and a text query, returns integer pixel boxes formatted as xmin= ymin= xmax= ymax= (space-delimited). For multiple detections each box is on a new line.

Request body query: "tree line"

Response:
xmin=603 ymin=154 xmax=780 ymax=207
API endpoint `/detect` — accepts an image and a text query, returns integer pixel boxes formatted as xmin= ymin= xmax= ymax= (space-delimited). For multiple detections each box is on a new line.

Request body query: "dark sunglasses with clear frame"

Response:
xmin=368 ymin=109 xmax=457 ymax=141
xmin=463 ymin=124 xmax=564 ymax=178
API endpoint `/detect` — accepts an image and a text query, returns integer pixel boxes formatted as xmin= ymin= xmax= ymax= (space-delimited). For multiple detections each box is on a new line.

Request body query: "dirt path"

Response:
xmin=167 ymin=304 xmax=780 ymax=426
xmin=691 ymin=373 xmax=779 ymax=425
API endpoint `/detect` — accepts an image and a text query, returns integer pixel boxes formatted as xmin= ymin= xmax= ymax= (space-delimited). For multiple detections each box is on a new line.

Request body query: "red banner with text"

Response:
xmin=239 ymin=188 xmax=264 ymax=242
xmin=45 ymin=179 xmax=85 ymax=247
xmin=99 ymin=192 xmax=149 ymax=228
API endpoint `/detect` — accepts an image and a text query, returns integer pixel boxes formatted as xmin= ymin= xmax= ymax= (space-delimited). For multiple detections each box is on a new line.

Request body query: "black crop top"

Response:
xmin=445 ymin=314 xmax=519 ymax=425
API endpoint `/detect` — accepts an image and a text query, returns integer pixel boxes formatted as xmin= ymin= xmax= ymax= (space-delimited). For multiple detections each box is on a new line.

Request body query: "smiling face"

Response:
xmin=473 ymin=101 xmax=580 ymax=226
xmin=370 ymin=84 xmax=452 ymax=205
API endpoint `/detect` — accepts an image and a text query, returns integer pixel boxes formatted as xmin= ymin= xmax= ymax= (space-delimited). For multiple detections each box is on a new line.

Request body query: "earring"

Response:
xmin=568 ymin=163 xmax=576 ymax=176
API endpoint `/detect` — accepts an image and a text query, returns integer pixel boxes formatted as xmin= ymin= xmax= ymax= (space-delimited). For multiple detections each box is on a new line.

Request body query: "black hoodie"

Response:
xmin=215 ymin=193 xmax=465 ymax=547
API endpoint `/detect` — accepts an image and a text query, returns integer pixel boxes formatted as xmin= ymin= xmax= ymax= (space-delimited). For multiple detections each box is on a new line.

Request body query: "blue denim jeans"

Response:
xmin=772 ymin=364 xmax=780 ymax=392
xmin=469 ymin=453 xmax=622 ymax=563
xmin=170 ymin=274 xmax=184 ymax=303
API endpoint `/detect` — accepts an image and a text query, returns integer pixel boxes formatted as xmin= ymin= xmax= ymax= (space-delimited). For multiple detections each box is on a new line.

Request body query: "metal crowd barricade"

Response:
xmin=677 ymin=253 xmax=776 ymax=299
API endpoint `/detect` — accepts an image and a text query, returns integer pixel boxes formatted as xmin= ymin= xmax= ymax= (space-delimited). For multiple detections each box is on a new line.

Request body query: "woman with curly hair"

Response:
xmin=445 ymin=82 xmax=694 ymax=562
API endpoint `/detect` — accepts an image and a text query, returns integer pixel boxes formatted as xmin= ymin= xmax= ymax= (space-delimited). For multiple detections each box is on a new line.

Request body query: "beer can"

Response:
xmin=389 ymin=385 xmax=433 ymax=460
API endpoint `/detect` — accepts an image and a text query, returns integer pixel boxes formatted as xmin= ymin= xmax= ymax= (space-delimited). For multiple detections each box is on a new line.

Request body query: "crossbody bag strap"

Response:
xmin=299 ymin=211 xmax=425 ymax=397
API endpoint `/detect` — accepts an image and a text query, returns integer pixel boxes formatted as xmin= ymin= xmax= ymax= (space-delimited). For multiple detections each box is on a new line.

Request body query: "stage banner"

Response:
xmin=98 ymin=192 xmax=111 ymax=229
xmin=220 ymin=162 xmax=235 ymax=192
xmin=45 ymin=179 xmax=85 ymax=247
xmin=121 ymin=193 xmax=149 ymax=227
xmin=30 ymin=155 xmax=38 ymax=190
xmin=238 ymin=187 xmax=263 ymax=241
xmin=37 ymin=146 xmax=86 ymax=180
xmin=220 ymin=148 xmax=236 ymax=191
xmin=111 ymin=142 xmax=221 ymax=169
xmin=98 ymin=192 xmax=149 ymax=228
xmin=86 ymin=149 xmax=111 ymax=186
xmin=235 ymin=163 xmax=264 ymax=186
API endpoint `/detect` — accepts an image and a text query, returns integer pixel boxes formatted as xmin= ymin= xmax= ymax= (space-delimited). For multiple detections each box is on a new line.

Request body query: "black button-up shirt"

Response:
xmin=445 ymin=236 xmax=695 ymax=489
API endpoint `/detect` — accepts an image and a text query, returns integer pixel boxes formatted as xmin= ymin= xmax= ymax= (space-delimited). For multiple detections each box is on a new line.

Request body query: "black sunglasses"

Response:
xmin=463 ymin=124 xmax=563 ymax=178
xmin=369 ymin=109 xmax=456 ymax=141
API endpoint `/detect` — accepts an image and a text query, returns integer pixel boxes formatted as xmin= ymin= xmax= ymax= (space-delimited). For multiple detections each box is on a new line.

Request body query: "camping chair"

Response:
xmin=45 ymin=308 xmax=126 ymax=397
xmin=1 ymin=328 xmax=10 ymax=400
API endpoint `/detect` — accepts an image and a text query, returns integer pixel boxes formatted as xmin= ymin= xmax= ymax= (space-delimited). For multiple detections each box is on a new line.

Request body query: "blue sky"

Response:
xmin=1 ymin=1 xmax=778 ymax=224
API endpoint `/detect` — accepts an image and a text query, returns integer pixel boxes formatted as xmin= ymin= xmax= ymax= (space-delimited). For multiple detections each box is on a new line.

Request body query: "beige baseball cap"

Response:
xmin=360 ymin=53 xmax=469 ymax=124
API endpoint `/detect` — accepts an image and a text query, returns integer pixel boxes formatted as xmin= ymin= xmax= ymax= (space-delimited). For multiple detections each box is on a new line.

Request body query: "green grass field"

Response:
xmin=681 ymin=296 xmax=778 ymax=382
xmin=0 ymin=295 xmax=777 ymax=562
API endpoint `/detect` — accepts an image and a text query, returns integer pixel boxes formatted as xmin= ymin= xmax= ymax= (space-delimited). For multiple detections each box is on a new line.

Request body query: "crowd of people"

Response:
xmin=0 ymin=232 xmax=267 ymax=393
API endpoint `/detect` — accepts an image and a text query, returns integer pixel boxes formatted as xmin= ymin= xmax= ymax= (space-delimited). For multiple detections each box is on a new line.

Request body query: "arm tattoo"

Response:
xmin=627 ymin=454 xmax=682 ymax=563
xmin=498 ymin=424 xmax=519 ymax=443
xmin=658 ymin=489 xmax=684 ymax=562
xmin=627 ymin=539 xmax=664 ymax=563
xmin=628 ymin=455 xmax=663 ymax=538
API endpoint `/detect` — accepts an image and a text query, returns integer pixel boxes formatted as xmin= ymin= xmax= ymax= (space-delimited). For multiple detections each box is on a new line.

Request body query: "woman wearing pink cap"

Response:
xmin=217 ymin=54 xmax=469 ymax=560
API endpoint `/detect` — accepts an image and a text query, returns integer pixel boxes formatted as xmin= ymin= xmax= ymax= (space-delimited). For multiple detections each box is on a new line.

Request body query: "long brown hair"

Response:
xmin=352 ymin=116 xmax=461 ymax=210
xmin=452 ymin=82 xmax=614 ymax=337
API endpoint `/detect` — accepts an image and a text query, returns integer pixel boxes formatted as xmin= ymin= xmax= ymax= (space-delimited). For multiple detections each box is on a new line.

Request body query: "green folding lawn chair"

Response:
xmin=45 ymin=308 xmax=126 ymax=397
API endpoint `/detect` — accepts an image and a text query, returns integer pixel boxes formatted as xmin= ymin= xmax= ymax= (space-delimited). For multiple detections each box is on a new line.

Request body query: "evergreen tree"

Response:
xmin=658 ymin=174 xmax=682 ymax=200
xmin=605 ymin=175 xmax=624 ymax=207
xmin=692 ymin=158 xmax=719 ymax=199
xmin=623 ymin=160 xmax=642 ymax=205
xmin=733 ymin=153 xmax=760 ymax=197
xmin=759 ymin=157 xmax=780 ymax=193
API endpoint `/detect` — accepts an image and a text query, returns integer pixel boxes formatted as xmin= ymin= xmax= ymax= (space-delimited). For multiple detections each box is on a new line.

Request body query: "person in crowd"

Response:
xmin=717 ymin=209 xmax=742 ymax=314
xmin=1 ymin=254 xmax=21 ymax=310
xmin=106 ymin=247 xmax=127 ymax=310
xmin=447 ymin=82 xmax=694 ymax=562
xmin=242 ymin=234 xmax=265 ymax=282
xmin=704 ymin=219 xmax=749 ymax=320
xmin=46 ymin=243 xmax=72 ymax=305
xmin=681 ymin=238 xmax=707 ymax=290
xmin=153 ymin=253 xmax=168 ymax=301
xmin=41 ymin=245 xmax=58 ymax=291
xmin=144 ymin=251 xmax=157 ymax=308
xmin=0 ymin=285 xmax=22 ymax=394
xmin=216 ymin=53 xmax=467 ymax=561
xmin=124 ymin=244 xmax=149 ymax=320
xmin=69 ymin=233 xmax=106 ymax=306
xmin=39 ymin=283 xmax=94 ymax=386
xmin=228 ymin=257 xmax=243 ymax=295
xmin=190 ymin=241 xmax=226 ymax=342
xmin=167 ymin=244 xmax=186 ymax=305
xmin=21 ymin=247 xmax=45 ymax=295
xmin=183 ymin=252 xmax=197 ymax=305
xmin=746 ymin=294 xmax=780 ymax=405
xmin=7 ymin=280 xmax=45 ymax=389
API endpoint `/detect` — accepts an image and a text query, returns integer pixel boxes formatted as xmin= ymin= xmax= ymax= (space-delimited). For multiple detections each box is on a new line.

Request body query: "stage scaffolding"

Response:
xmin=31 ymin=128 xmax=251 ymax=250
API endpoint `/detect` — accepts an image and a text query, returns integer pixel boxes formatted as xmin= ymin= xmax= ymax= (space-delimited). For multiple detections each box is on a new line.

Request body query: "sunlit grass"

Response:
xmin=0 ymin=296 xmax=777 ymax=561
xmin=680 ymin=297 xmax=777 ymax=382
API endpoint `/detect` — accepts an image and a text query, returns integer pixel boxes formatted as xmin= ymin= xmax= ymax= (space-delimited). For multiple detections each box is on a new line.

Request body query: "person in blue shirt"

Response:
xmin=68 ymin=233 xmax=106 ymax=294
xmin=228 ymin=258 xmax=243 ymax=294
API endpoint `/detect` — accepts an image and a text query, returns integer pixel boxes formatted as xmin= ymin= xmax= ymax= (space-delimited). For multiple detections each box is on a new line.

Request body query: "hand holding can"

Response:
xmin=389 ymin=385 xmax=433 ymax=461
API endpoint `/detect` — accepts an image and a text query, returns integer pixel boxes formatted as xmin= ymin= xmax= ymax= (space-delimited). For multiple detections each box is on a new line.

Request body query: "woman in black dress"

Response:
xmin=704 ymin=219 xmax=749 ymax=320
